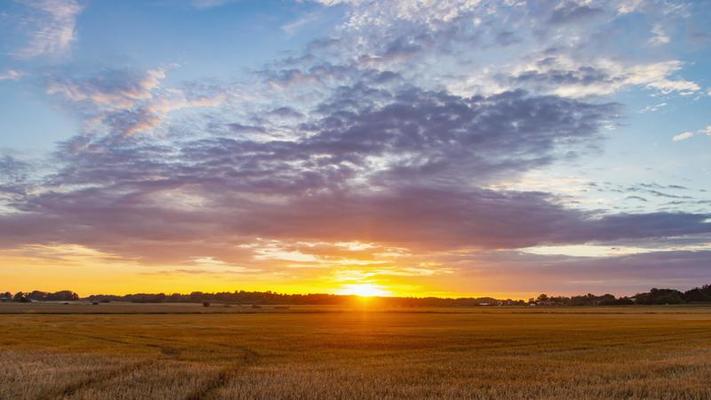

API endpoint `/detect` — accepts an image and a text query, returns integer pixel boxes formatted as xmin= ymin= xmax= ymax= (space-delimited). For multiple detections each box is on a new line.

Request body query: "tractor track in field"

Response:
xmin=39 ymin=360 xmax=153 ymax=400
xmin=183 ymin=347 xmax=261 ymax=400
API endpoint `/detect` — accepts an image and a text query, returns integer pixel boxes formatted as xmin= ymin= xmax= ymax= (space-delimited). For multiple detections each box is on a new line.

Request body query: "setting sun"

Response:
xmin=336 ymin=283 xmax=391 ymax=297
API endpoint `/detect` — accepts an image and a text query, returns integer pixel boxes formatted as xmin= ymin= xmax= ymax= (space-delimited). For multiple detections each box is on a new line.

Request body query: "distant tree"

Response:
xmin=549 ymin=296 xmax=571 ymax=305
xmin=634 ymin=288 xmax=686 ymax=305
xmin=536 ymin=294 xmax=549 ymax=303
xmin=684 ymin=285 xmax=711 ymax=303
xmin=571 ymin=294 xmax=593 ymax=306
xmin=46 ymin=290 xmax=80 ymax=301
xmin=28 ymin=290 xmax=47 ymax=301
xmin=614 ymin=296 xmax=634 ymax=305
xmin=598 ymin=294 xmax=617 ymax=306
xmin=13 ymin=292 xmax=30 ymax=303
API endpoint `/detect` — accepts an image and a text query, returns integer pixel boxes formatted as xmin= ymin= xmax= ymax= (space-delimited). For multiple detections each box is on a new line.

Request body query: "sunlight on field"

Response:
xmin=1 ymin=305 xmax=711 ymax=400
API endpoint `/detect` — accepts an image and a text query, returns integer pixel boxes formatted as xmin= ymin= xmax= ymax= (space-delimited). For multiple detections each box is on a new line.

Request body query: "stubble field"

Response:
xmin=1 ymin=303 xmax=710 ymax=400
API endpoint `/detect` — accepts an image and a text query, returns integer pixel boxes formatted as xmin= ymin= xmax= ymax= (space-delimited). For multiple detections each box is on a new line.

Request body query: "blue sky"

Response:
xmin=0 ymin=0 xmax=710 ymax=297
xmin=0 ymin=0 xmax=334 ymax=151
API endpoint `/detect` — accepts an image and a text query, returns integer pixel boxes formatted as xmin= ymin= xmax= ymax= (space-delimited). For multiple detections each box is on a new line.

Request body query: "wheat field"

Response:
xmin=1 ymin=304 xmax=710 ymax=399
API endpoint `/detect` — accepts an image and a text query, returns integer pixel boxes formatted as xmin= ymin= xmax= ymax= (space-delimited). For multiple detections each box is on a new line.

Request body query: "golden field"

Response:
xmin=1 ymin=303 xmax=710 ymax=399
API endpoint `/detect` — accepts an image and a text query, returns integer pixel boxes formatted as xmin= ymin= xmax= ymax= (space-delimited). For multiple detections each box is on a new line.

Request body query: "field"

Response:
xmin=1 ymin=303 xmax=711 ymax=400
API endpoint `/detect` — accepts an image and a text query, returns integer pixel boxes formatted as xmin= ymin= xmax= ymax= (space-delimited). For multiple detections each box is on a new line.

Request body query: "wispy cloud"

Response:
xmin=649 ymin=24 xmax=670 ymax=46
xmin=281 ymin=12 xmax=321 ymax=36
xmin=15 ymin=0 xmax=83 ymax=58
xmin=672 ymin=131 xmax=695 ymax=142
xmin=46 ymin=68 xmax=167 ymax=109
xmin=639 ymin=102 xmax=667 ymax=113
xmin=499 ymin=58 xmax=699 ymax=98
xmin=46 ymin=67 xmax=225 ymax=137
xmin=0 ymin=69 xmax=25 ymax=81
xmin=672 ymin=126 xmax=711 ymax=142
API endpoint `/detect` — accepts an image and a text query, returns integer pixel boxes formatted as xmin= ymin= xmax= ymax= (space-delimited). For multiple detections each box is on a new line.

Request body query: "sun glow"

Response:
xmin=336 ymin=283 xmax=391 ymax=297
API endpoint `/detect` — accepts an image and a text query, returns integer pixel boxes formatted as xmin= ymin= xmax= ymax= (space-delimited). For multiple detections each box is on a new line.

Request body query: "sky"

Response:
xmin=0 ymin=0 xmax=710 ymax=298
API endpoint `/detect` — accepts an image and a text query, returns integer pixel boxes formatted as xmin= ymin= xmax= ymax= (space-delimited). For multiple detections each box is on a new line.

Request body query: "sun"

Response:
xmin=337 ymin=283 xmax=391 ymax=297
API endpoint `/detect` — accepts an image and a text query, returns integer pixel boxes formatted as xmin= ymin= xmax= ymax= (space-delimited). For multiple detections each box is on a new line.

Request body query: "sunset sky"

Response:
xmin=1 ymin=0 xmax=710 ymax=298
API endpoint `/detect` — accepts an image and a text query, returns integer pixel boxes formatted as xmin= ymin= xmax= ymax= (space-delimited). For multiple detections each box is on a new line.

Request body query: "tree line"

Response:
xmin=1 ymin=290 xmax=79 ymax=303
xmin=2 ymin=285 xmax=710 ymax=306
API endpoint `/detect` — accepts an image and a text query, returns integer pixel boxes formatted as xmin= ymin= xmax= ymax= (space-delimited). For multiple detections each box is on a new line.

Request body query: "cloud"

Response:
xmin=306 ymin=1 xmax=700 ymax=99
xmin=6 ymin=78 xmax=711 ymax=265
xmin=504 ymin=57 xmax=699 ymax=98
xmin=0 ymin=155 xmax=31 ymax=182
xmin=449 ymin=249 xmax=711 ymax=295
xmin=313 ymin=0 xmax=486 ymax=28
xmin=47 ymin=68 xmax=167 ymax=109
xmin=649 ymin=24 xmax=670 ymax=46
xmin=549 ymin=3 xmax=605 ymax=25
xmin=639 ymin=102 xmax=666 ymax=113
xmin=3 ymin=5 xmax=708 ymax=268
xmin=282 ymin=12 xmax=321 ymax=36
xmin=672 ymin=126 xmax=711 ymax=142
xmin=0 ymin=243 xmax=124 ymax=264
xmin=15 ymin=0 xmax=83 ymax=58
xmin=0 ymin=155 xmax=32 ymax=213
xmin=0 ymin=70 xmax=25 ymax=81
xmin=672 ymin=131 xmax=695 ymax=142
xmin=46 ymin=67 xmax=225 ymax=136
xmin=231 ymin=188 xmax=711 ymax=251
xmin=4 ymin=177 xmax=709 ymax=266
xmin=616 ymin=0 xmax=644 ymax=15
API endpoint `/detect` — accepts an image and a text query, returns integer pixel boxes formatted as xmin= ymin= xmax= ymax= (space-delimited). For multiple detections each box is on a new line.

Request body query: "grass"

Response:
xmin=1 ymin=304 xmax=710 ymax=399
